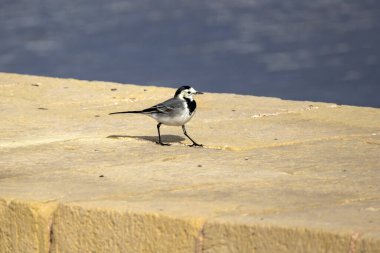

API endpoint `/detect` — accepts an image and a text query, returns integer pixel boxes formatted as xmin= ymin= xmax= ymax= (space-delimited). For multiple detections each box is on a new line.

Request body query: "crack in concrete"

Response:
xmin=48 ymin=221 xmax=54 ymax=253
xmin=347 ymin=232 xmax=360 ymax=253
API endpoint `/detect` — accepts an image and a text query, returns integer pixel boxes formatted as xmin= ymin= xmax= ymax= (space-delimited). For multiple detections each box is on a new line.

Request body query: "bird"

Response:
xmin=109 ymin=86 xmax=203 ymax=147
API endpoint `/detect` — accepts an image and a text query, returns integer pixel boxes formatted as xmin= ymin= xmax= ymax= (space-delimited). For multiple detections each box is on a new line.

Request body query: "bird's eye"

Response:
xmin=187 ymin=91 xmax=191 ymax=94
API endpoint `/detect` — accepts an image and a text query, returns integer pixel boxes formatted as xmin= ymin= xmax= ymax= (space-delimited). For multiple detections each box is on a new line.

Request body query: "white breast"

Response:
xmin=150 ymin=110 xmax=195 ymax=126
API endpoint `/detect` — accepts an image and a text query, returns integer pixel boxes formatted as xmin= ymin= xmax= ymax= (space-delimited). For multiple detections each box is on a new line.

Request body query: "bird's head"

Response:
xmin=174 ymin=86 xmax=203 ymax=100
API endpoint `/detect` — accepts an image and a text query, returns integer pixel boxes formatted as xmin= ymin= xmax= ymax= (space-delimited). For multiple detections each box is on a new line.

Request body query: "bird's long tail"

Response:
xmin=109 ymin=110 xmax=142 ymax=115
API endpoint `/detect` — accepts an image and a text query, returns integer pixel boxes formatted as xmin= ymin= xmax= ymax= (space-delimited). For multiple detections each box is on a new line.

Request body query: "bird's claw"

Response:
xmin=156 ymin=141 xmax=171 ymax=146
xmin=189 ymin=143 xmax=203 ymax=148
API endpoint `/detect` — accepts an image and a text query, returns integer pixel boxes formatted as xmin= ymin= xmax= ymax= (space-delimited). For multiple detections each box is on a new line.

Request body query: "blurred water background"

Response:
xmin=1 ymin=0 xmax=379 ymax=107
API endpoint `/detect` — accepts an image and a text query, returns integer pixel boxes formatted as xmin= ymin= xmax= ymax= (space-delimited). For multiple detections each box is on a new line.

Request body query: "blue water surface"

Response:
xmin=1 ymin=0 xmax=379 ymax=107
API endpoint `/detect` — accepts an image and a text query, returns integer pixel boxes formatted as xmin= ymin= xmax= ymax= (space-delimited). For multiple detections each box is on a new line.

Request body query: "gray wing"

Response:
xmin=141 ymin=98 xmax=184 ymax=114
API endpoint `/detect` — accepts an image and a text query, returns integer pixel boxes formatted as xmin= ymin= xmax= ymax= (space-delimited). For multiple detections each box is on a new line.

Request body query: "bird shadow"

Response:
xmin=107 ymin=134 xmax=185 ymax=144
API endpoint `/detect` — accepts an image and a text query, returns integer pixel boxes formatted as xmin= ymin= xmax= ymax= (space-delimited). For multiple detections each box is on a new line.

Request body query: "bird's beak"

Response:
xmin=195 ymin=91 xmax=204 ymax=95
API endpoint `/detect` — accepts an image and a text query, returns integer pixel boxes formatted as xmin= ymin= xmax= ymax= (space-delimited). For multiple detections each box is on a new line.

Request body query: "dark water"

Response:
xmin=1 ymin=0 xmax=379 ymax=107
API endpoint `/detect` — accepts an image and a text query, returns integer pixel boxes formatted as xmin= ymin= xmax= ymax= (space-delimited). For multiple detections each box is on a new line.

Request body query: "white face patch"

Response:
xmin=182 ymin=88 xmax=197 ymax=100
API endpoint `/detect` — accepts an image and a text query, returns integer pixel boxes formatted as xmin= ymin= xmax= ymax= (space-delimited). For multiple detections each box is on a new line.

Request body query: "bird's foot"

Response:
xmin=189 ymin=143 xmax=203 ymax=147
xmin=156 ymin=141 xmax=171 ymax=146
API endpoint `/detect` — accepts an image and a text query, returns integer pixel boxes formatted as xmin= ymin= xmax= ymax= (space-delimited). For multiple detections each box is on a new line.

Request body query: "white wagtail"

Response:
xmin=109 ymin=86 xmax=203 ymax=147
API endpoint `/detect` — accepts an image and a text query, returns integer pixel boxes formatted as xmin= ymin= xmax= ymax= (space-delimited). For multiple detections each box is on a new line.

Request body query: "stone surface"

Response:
xmin=0 ymin=72 xmax=379 ymax=252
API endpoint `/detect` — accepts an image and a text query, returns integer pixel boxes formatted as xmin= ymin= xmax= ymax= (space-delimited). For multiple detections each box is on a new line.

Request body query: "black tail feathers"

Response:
xmin=109 ymin=110 xmax=142 ymax=115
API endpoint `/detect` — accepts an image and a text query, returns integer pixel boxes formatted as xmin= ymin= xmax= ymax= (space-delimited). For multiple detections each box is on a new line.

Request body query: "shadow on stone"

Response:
xmin=107 ymin=134 xmax=185 ymax=144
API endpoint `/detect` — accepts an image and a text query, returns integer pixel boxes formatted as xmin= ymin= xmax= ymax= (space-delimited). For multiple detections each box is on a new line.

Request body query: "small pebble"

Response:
xmin=197 ymin=164 xmax=203 ymax=167
xmin=37 ymin=107 xmax=48 ymax=110
xmin=99 ymin=175 xmax=104 ymax=178
xmin=110 ymin=88 xmax=117 ymax=91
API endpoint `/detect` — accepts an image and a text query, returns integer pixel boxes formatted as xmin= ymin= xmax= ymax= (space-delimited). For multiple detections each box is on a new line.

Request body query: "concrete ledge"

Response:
xmin=0 ymin=72 xmax=379 ymax=252
xmin=0 ymin=199 xmax=57 ymax=253
xmin=1 ymin=200 xmax=379 ymax=252
xmin=51 ymin=202 xmax=203 ymax=253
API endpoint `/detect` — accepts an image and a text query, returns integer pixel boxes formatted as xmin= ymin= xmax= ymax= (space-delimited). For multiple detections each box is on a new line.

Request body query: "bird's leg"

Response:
xmin=182 ymin=125 xmax=202 ymax=147
xmin=156 ymin=123 xmax=170 ymax=146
